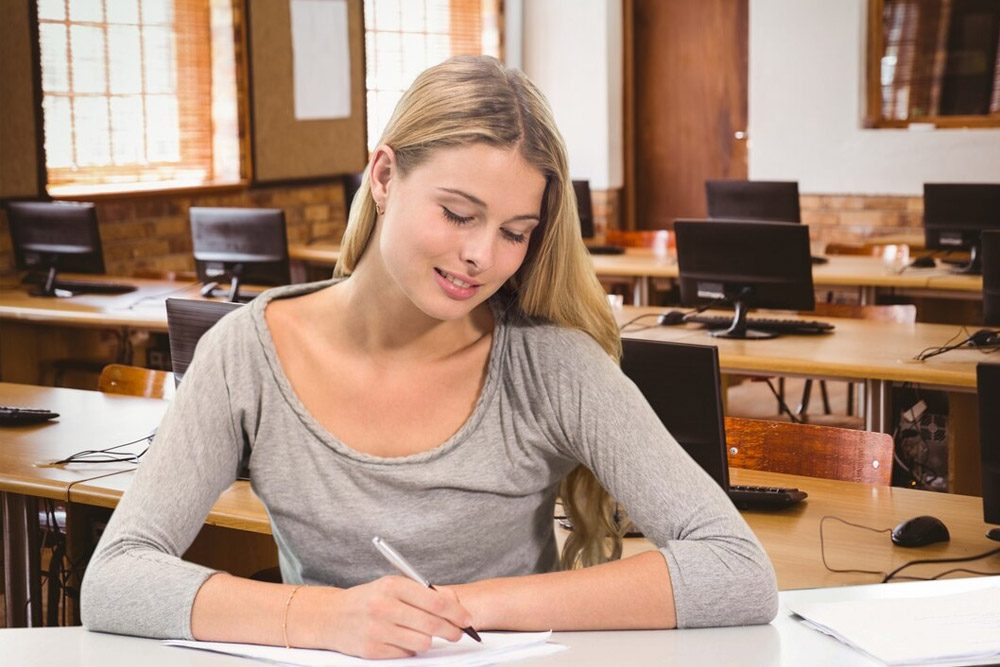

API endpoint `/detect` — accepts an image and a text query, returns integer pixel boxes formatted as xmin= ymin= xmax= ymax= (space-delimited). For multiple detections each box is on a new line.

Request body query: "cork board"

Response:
xmin=246 ymin=0 xmax=367 ymax=183
xmin=0 ymin=0 xmax=43 ymax=198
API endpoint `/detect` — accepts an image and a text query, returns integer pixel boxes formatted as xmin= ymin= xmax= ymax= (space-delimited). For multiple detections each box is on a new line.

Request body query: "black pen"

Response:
xmin=372 ymin=536 xmax=482 ymax=642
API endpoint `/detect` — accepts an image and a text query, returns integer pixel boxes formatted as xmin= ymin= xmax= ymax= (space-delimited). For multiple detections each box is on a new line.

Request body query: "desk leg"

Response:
xmin=633 ymin=277 xmax=650 ymax=307
xmin=2 ymin=492 xmax=42 ymax=627
xmin=865 ymin=379 xmax=891 ymax=433
xmin=859 ymin=286 xmax=877 ymax=306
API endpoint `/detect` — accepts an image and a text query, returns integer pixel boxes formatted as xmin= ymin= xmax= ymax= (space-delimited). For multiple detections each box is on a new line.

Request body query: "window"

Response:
xmin=363 ymin=0 xmax=502 ymax=151
xmin=868 ymin=0 xmax=1000 ymax=127
xmin=36 ymin=0 xmax=241 ymax=195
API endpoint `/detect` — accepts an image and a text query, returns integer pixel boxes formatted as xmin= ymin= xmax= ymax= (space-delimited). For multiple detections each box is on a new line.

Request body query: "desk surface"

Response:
xmin=620 ymin=306 xmax=985 ymax=389
xmin=0 ymin=383 xmax=168 ymax=499
xmin=5 ymin=577 xmax=999 ymax=666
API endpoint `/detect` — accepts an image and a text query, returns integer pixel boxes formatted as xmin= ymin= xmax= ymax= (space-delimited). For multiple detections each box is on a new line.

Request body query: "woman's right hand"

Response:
xmin=288 ymin=576 xmax=474 ymax=659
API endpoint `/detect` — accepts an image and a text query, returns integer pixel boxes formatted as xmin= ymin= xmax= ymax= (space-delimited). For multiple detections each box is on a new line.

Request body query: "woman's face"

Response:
xmin=372 ymin=143 xmax=547 ymax=321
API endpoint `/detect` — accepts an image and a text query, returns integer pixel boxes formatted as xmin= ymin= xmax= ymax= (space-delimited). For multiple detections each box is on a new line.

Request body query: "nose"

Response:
xmin=459 ymin=226 xmax=495 ymax=274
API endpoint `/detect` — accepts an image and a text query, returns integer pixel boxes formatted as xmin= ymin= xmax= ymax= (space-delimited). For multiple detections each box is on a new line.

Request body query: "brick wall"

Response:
xmin=800 ymin=193 xmax=925 ymax=247
xmin=0 ymin=181 xmax=348 ymax=281
xmin=591 ymin=188 xmax=622 ymax=237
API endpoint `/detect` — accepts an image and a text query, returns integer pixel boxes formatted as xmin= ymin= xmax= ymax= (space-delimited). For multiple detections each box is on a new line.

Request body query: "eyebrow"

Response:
xmin=437 ymin=187 xmax=541 ymax=223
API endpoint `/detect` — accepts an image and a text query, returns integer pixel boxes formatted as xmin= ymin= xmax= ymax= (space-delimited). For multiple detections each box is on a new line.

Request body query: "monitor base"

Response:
xmin=710 ymin=328 xmax=777 ymax=340
xmin=988 ymin=527 xmax=1000 ymax=542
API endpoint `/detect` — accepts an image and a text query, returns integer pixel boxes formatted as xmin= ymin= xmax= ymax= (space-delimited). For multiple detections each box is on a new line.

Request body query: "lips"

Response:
xmin=434 ymin=268 xmax=482 ymax=299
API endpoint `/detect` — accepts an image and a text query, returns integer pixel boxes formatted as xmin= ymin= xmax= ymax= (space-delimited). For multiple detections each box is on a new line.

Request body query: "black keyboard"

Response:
xmin=587 ymin=244 xmax=626 ymax=255
xmin=0 ymin=406 xmax=60 ymax=426
xmin=53 ymin=279 xmax=138 ymax=295
xmin=728 ymin=484 xmax=807 ymax=509
xmin=684 ymin=314 xmax=835 ymax=335
xmin=811 ymin=255 xmax=828 ymax=265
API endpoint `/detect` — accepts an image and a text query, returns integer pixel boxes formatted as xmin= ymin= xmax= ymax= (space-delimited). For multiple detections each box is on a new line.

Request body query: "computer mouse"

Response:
xmin=911 ymin=255 xmax=936 ymax=268
xmin=890 ymin=515 xmax=950 ymax=547
xmin=658 ymin=310 xmax=687 ymax=326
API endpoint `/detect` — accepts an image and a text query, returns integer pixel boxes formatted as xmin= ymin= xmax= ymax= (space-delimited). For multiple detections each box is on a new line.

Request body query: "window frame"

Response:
xmin=866 ymin=0 xmax=1000 ymax=128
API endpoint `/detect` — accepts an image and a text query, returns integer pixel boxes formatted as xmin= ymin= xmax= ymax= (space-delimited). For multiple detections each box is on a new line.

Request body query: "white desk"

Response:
xmin=3 ymin=578 xmax=997 ymax=666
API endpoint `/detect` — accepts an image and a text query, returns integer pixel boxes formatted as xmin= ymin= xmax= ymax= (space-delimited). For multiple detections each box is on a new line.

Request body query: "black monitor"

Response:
xmin=705 ymin=180 xmax=801 ymax=223
xmin=977 ymin=362 xmax=1000 ymax=541
xmin=572 ymin=180 xmax=595 ymax=239
xmin=189 ymin=206 xmax=291 ymax=302
xmin=6 ymin=200 xmax=107 ymax=297
xmin=674 ymin=219 xmax=816 ymax=339
xmin=923 ymin=183 xmax=1000 ymax=275
xmin=621 ymin=338 xmax=730 ymax=491
xmin=983 ymin=230 xmax=1000 ymax=327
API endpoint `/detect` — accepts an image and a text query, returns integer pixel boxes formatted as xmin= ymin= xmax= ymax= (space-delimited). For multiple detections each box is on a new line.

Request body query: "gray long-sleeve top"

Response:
xmin=80 ymin=280 xmax=778 ymax=638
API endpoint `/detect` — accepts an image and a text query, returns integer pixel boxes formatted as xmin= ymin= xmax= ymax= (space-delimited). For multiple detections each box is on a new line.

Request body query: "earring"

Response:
xmin=375 ymin=201 xmax=385 ymax=216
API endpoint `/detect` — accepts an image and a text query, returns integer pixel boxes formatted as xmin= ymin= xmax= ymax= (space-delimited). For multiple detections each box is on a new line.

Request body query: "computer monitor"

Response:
xmin=5 ymin=200 xmax=106 ymax=297
xmin=983 ymin=230 xmax=1000 ymax=327
xmin=923 ymin=183 xmax=1000 ymax=275
xmin=674 ymin=219 xmax=816 ymax=339
xmin=705 ymin=180 xmax=801 ymax=223
xmin=190 ymin=206 xmax=291 ymax=302
xmin=977 ymin=362 xmax=1000 ymax=541
xmin=572 ymin=180 xmax=595 ymax=239
xmin=621 ymin=338 xmax=730 ymax=491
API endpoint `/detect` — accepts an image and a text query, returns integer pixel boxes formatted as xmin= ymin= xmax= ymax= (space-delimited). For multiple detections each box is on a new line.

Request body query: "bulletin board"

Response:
xmin=0 ymin=0 xmax=44 ymax=198
xmin=245 ymin=0 xmax=368 ymax=184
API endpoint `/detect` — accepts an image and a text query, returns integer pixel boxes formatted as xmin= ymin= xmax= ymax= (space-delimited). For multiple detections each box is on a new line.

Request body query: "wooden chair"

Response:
xmin=793 ymin=303 xmax=916 ymax=416
xmin=98 ymin=363 xmax=175 ymax=400
xmin=725 ymin=417 xmax=894 ymax=485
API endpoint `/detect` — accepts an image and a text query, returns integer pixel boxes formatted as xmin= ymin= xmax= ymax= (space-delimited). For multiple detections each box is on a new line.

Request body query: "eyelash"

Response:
xmin=441 ymin=207 xmax=528 ymax=245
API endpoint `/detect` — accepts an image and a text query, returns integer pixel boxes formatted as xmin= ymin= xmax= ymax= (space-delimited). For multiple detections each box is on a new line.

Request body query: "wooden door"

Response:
xmin=625 ymin=0 xmax=748 ymax=230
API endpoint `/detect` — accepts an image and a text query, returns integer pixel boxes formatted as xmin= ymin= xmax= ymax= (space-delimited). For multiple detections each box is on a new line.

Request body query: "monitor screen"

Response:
xmin=983 ymin=230 xmax=1000 ymax=327
xmin=923 ymin=183 xmax=1000 ymax=274
xmin=572 ymin=180 xmax=595 ymax=239
xmin=705 ymin=180 xmax=801 ymax=223
xmin=190 ymin=206 xmax=291 ymax=301
xmin=621 ymin=338 xmax=730 ymax=491
xmin=978 ymin=362 xmax=1000 ymax=534
xmin=6 ymin=201 xmax=105 ymax=275
xmin=674 ymin=219 xmax=816 ymax=338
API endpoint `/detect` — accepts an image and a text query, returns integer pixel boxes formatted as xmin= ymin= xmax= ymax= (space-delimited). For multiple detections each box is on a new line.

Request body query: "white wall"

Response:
xmin=749 ymin=0 xmax=1000 ymax=196
xmin=521 ymin=0 xmax=623 ymax=189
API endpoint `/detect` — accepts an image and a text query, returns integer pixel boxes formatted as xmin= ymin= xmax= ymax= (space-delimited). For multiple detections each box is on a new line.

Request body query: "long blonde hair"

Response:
xmin=335 ymin=56 xmax=624 ymax=568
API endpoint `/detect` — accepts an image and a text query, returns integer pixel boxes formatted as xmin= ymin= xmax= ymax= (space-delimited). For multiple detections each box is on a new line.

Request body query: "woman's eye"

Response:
xmin=442 ymin=207 xmax=473 ymax=225
xmin=501 ymin=229 xmax=528 ymax=245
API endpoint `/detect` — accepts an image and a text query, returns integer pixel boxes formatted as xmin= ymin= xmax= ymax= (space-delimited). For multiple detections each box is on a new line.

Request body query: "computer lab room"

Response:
xmin=2 ymin=0 xmax=1000 ymax=664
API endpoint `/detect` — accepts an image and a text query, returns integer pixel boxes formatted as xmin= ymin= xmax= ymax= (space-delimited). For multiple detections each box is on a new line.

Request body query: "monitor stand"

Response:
xmin=709 ymin=299 xmax=776 ymax=340
xmin=947 ymin=245 xmax=982 ymax=275
xmin=988 ymin=527 xmax=1000 ymax=542
xmin=29 ymin=265 xmax=73 ymax=298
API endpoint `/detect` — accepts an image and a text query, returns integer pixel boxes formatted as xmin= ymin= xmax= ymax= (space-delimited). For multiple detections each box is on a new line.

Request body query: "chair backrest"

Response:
xmin=98 ymin=364 xmax=175 ymax=399
xmin=704 ymin=179 xmax=801 ymax=223
xmin=165 ymin=298 xmax=243 ymax=386
xmin=724 ymin=417 xmax=894 ymax=485
xmin=805 ymin=302 xmax=917 ymax=324
xmin=572 ymin=180 xmax=595 ymax=239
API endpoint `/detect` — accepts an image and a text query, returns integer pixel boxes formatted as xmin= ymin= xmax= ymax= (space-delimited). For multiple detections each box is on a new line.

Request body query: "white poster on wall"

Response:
xmin=289 ymin=0 xmax=351 ymax=120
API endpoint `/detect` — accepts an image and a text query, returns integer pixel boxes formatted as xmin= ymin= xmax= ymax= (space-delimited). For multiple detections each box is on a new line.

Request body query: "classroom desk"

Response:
xmin=3 ymin=577 xmax=999 ymax=666
xmin=619 ymin=306 xmax=987 ymax=494
xmin=0 ymin=382 xmax=169 ymax=627
xmin=285 ymin=243 xmax=983 ymax=306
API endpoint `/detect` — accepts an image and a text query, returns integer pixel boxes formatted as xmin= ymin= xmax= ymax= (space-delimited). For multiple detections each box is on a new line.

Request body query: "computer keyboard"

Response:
xmin=0 ymin=406 xmax=60 ymax=426
xmin=587 ymin=244 xmax=626 ymax=255
xmin=684 ymin=314 xmax=835 ymax=335
xmin=23 ymin=275 xmax=138 ymax=295
xmin=728 ymin=484 xmax=807 ymax=509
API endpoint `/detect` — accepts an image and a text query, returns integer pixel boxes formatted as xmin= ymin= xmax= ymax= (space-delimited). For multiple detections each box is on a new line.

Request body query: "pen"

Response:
xmin=372 ymin=536 xmax=482 ymax=643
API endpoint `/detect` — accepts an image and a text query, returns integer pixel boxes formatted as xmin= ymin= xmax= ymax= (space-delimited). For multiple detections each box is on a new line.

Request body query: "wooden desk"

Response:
xmin=620 ymin=307 xmax=985 ymax=494
xmin=0 ymin=383 xmax=168 ymax=627
xmin=3 ymin=576 xmax=999 ymax=666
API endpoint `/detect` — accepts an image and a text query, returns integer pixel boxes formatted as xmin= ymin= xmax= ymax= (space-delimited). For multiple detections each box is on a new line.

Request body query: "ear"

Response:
xmin=369 ymin=145 xmax=396 ymax=211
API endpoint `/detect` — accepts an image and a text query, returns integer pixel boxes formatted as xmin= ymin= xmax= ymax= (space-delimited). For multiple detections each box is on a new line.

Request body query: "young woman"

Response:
xmin=81 ymin=56 xmax=777 ymax=658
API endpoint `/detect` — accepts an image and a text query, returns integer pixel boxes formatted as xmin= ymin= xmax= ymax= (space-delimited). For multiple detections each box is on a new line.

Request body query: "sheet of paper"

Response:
xmin=289 ymin=0 xmax=351 ymax=120
xmin=165 ymin=630 xmax=566 ymax=667
xmin=787 ymin=585 xmax=1000 ymax=665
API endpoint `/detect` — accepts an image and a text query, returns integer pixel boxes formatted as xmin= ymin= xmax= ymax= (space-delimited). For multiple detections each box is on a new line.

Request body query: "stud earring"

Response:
xmin=375 ymin=202 xmax=385 ymax=216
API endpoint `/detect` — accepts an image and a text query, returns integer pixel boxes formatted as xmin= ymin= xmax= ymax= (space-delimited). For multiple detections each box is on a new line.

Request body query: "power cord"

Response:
xmin=914 ymin=327 xmax=1000 ymax=361
xmin=51 ymin=430 xmax=156 ymax=465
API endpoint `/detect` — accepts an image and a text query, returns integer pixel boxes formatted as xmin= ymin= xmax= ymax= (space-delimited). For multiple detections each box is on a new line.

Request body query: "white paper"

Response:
xmin=788 ymin=585 xmax=1000 ymax=665
xmin=165 ymin=630 xmax=566 ymax=667
xmin=289 ymin=0 xmax=351 ymax=120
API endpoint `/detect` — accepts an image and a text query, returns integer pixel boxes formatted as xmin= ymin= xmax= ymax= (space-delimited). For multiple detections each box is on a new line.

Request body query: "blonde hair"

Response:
xmin=335 ymin=56 xmax=624 ymax=568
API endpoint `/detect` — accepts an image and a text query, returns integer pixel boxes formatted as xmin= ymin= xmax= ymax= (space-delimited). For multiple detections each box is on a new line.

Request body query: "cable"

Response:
xmin=765 ymin=378 xmax=804 ymax=424
xmin=914 ymin=327 xmax=1000 ymax=361
xmin=883 ymin=544 xmax=1000 ymax=583
xmin=124 ymin=281 xmax=203 ymax=310
xmin=819 ymin=516 xmax=894 ymax=577
xmin=52 ymin=430 xmax=156 ymax=465
xmin=618 ymin=312 xmax=662 ymax=331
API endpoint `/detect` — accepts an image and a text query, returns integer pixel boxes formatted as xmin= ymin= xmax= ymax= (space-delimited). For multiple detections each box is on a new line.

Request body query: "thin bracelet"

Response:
xmin=282 ymin=585 xmax=304 ymax=649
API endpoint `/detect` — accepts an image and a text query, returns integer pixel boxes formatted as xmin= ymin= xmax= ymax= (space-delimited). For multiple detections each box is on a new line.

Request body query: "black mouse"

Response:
xmin=911 ymin=255 xmax=936 ymax=268
xmin=658 ymin=310 xmax=687 ymax=326
xmin=890 ymin=515 xmax=950 ymax=547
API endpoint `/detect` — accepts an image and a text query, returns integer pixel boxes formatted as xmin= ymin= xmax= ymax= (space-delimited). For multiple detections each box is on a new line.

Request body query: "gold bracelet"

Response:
xmin=282 ymin=585 xmax=304 ymax=649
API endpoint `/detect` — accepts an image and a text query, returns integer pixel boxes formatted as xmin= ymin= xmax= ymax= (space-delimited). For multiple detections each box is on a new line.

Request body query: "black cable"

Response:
xmin=819 ymin=516 xmax=894 ymax=577
xmin=765 ymin=378 xmax=804 ymax=424
xmin=124 ymin=281 xmax=203 ymax=310
xmin=914 ymin=327 xmax=1000 ymax=361
xmin=882 ymin=544 xmax=1000 ymax=583
xmin=618 ymin=312 xmax=662 ymax=331
xmin=52 ymin=430 xmax=156 ymax=465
